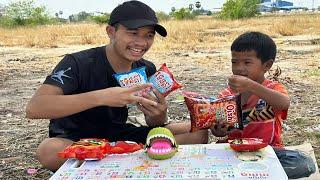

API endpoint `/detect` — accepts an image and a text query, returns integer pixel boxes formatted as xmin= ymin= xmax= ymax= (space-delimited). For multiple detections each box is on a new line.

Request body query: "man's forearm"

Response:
xmin=26 ymin=92 xmax=100 ymax=119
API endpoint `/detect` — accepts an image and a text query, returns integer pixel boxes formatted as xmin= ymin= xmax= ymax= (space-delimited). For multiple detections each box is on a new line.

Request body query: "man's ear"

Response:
xmin=106 ymin=25 xmax=115 ymax=39
xmin=263 ymin=59 xmax=273 ymax=72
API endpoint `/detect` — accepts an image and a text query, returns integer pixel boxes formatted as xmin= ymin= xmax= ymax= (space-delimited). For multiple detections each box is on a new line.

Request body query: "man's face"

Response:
xmin=109 ymin=24 xmax=155 ymax=62
xmin=231 ymin=50 xmax=270 ymax=83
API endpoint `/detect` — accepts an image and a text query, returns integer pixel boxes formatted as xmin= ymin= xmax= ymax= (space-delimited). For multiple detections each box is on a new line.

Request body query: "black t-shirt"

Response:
xmin=44 ymin=46 xmax=156 ymax=138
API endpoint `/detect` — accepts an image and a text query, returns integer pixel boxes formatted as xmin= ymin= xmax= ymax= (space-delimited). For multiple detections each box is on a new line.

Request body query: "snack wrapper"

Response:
xmin=183 ymin=92 xmax=243 ymax=132
xmin=57 ymin=138 xmax=110 ymax=160
xmin=113 ymin=66 xmax=150 ymax=96
xmin=58 ymin=139 xmax=143 ymax=160
xmin=149 ymin=63 xmax=182 ymax=97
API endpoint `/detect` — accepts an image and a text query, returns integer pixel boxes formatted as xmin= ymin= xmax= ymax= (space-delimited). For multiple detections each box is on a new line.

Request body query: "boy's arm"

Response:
xmin=228 ymin=75 xmax=290 ymax=110
xmin=26 ymin=84 xmax=156 ymax=119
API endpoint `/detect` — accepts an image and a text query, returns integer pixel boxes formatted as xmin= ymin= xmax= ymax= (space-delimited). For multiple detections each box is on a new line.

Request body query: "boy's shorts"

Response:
xmin=49 ymin=123 xmax=154 ymax=144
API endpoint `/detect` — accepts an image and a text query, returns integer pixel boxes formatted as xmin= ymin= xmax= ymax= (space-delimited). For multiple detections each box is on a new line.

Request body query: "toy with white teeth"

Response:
xmin=145 ymin=127 xmax=178 ymax=160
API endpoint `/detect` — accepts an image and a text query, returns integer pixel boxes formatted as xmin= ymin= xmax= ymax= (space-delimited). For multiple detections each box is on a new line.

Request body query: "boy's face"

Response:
xmin=231 ymin=50 xmax=272 ymax=83
xmin=108 ymin=24 xmax=155 ymax=62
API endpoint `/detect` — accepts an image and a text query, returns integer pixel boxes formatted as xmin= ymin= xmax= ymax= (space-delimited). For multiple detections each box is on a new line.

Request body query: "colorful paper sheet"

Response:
xmin=50 ymin=143 xmax=287 ymax=180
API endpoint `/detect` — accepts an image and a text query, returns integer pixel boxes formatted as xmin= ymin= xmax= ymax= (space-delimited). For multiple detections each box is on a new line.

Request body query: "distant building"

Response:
xmin=259 ymin=0 xmax=306 ymax=12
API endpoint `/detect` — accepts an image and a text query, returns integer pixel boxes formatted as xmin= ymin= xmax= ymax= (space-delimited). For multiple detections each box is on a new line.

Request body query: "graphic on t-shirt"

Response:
xmin=244 ymin=99 xmax=275 ymax=123
xmin=51 ymin=67 xmax=72 ymax=85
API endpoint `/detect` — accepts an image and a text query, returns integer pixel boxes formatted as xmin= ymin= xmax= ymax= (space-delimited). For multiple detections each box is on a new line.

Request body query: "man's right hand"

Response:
xmin=98 ymin=84 xmax=157 ymax=107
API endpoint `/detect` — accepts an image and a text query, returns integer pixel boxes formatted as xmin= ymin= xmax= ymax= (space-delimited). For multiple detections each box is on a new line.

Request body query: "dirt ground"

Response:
xmin=0 ymin=34 xmax=319 ymax=179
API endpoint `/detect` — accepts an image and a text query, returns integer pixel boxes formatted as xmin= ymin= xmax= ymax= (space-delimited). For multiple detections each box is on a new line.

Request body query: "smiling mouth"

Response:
xmin=129 ymin=47 xmax=145 ymax=56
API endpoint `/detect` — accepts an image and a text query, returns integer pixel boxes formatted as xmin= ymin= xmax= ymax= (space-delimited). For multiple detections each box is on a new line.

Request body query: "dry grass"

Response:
xmin=1 ymin=13 xmax=320 ymax=49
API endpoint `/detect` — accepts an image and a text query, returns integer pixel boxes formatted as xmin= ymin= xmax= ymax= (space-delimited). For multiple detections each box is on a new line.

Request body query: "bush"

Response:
xmin=172 ymin=8 xmax=195 ymax=20
xmin=0 ymin=16 xmax=16 ymax=27
xmin=156 ymin=11 xmax=170 ymax=21
xmin=0 ymin=0 xmax=52 ymax=27
xmin=90 ymin=14 xmax=110 ymax=24
xmin=219 ymin=0 xmax=260 ymax=20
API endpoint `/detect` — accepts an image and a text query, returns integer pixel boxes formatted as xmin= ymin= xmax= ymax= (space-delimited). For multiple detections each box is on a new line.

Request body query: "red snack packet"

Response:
xmin=58 ymin=138 xmax=110 ymax=160
xmin=229 ymin=138 xmax=268 ymax=152
xmin=108 ymin=141 xmax=143 ymax=154
xmin=183 ymin=91 xmax=243 ymax=132
xmin=58 ymin=139 xmax=143 ymax=160
xmin=149 ymin=63 xmax=182 ymax=97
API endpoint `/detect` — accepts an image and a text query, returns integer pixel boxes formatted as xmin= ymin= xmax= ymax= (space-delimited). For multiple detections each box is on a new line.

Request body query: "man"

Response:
xmin=26 ymin=1 xmax=208 ymax=171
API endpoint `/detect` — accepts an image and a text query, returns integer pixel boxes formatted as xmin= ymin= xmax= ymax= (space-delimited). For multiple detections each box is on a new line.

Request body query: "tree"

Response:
xmin=77 ymin=11 xmax=92 ymax=21
xmin=3 ymin=0 xmax=51 ymax=26
xmin=195 ymin=1 xmax=201 ymax=9
xmin=59 ymin=10 xmax=63 ymax=18
xmin=219 ymin=0 xmax=260 ymax=20
xmin=171 ymin=7 xmax=176 ymax=13
xmin=189 ymin=4 xmax=194 ymax=11
xmin=172 ymin=8 xmax=195 ymax=20
xmin=90 ymin=13 xmax=110 ymax=24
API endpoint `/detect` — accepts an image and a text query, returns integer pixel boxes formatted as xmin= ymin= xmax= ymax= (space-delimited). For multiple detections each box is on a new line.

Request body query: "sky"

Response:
xmin=0 ymin=0 xmax=319 ymax=18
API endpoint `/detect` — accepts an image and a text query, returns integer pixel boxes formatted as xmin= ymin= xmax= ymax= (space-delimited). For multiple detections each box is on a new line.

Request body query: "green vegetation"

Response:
xmin=0 ymin=0 xmax=53 ymax=27
xmin=171 ymin=8 xmax=195 ymax=20
xmin=156 ymin=11 xmax=171 ymax=21
xmin=293 ymin=117 xmax=305 ymax=125
xmin=219 ymin=0 xmax=260 ymax=19
xmin=308 ymin=69 xmax=320 ymax=77
xmin=90 ymin=13 xmax=110 ymax=24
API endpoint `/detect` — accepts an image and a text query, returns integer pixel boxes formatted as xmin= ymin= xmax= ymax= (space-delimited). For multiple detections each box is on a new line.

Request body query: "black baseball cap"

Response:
xmin=108 ymin=0 xmax=167 ymax=37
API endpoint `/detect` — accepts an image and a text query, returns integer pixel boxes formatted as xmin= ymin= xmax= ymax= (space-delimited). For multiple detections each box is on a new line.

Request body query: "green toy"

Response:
xmin=145 ymin=127 xmax=178 ymax=160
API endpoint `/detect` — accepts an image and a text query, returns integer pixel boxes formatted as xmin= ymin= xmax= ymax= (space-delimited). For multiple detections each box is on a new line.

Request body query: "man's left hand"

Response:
xmin=136 ymin=88 xmax=168 ymax=127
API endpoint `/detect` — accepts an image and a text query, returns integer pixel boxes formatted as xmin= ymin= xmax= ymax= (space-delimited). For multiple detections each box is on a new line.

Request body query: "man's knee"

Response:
xmin=36 ymin=138 xmax=72 ymax=171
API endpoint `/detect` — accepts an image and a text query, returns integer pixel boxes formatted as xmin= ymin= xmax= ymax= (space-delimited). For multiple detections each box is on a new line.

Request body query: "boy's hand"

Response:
xmin=228 ymin=75 xmax=255 ymax=93
xmin=98 ymin=84 xmax=157 ymax=107
xmin=137 ymin=88 xmax=168 ymax=126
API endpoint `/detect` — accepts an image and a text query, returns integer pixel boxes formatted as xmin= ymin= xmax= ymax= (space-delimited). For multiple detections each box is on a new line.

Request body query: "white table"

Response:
xmin=50 ymin=143 xmax=288 ymax=180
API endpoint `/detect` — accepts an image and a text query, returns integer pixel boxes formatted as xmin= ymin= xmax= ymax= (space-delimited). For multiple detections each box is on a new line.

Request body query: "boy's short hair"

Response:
xmin=231 ymin=31 xmax=276 ymax=63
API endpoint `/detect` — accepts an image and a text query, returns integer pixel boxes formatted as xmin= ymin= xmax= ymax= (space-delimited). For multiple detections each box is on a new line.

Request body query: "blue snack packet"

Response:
xmin=113 ymin=67 xmax=148 ymax=88
xmin=113 ymin=67 xmax=150 ymax=97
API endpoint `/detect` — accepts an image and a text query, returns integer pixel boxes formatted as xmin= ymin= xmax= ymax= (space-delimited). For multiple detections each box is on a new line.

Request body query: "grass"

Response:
xmin=1 ymin=13 xmax=320 ymax=49
xmin=308 ymin=69 xmax=320 ymax=77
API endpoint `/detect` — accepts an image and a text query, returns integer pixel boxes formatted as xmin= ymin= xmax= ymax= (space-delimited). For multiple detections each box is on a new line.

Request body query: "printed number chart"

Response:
xmin=50 ymin=143 xmax=287 ymax=180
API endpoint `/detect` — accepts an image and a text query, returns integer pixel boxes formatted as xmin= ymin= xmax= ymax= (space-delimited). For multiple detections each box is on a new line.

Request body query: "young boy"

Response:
xmin=211 ymin=31 xmax=316 ymax=179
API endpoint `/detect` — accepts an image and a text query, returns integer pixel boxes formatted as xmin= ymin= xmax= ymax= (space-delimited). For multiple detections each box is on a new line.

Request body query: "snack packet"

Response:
xmin=149 ymin=63 xmax=182 ymax=97
xmin=113 ymin=67 xmax=150 ymax=96
xmin=58 ymin=139 xmax=144 ymax=160
xmin=58 ymin=138 xmax=110 ymax=160
xmin=183 ymin=92 xmax=242 ymax=132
